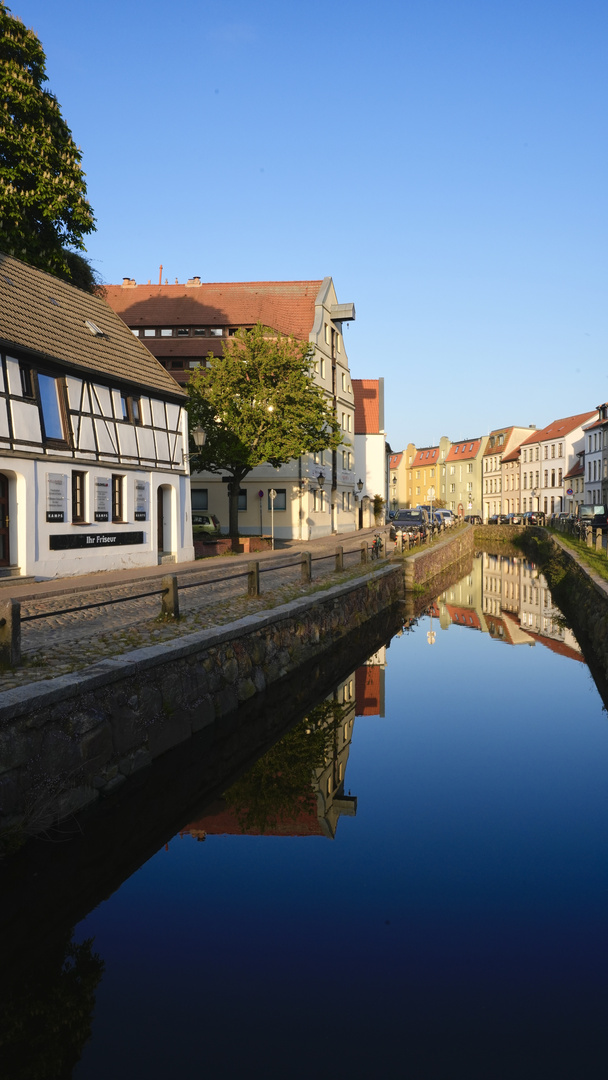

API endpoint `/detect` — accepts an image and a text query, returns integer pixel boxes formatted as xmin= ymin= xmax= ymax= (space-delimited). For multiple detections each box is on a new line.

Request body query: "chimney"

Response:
xmin=122 ymin=277 xmax=136 ymax=287
xmin=186 ymin=276 xmax=202 ymax=287
xmin=158 ymin=264 xmax=163 ymax=286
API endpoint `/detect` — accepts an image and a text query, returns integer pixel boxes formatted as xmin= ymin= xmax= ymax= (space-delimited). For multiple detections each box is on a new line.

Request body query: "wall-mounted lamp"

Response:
xmin=316 ymin=472 xmax=326 ymax=489
xmin=357 ymin=478 xmax=364 ymax=493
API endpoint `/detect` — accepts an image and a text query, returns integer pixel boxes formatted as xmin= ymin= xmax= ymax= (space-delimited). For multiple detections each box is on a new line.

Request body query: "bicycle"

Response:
xmin=371 ymin=534 xmax=383 ymax=560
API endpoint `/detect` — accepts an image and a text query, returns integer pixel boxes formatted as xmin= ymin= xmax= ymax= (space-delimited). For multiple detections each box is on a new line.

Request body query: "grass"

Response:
xmin=546 ymin=528 xmax=608 ymax=583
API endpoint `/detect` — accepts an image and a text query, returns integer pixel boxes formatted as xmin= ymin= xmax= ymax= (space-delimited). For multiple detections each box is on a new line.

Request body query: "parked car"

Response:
xmin=463 ymin=514 xmax=482 ymax=524
xmin=506 ymin=513 xmax=522 ymax=525
xmin=487 ymin=514 xmax=510 ymax=525
xmin=435 ymin=509 xmax=455 ymax=528
xmin=574 ymin=504 xmax=608 ymax=532
xmin=390 ymin=508 xmax=429 ymax=542
xmin=192 ymin=512 xmax=221 ymax=538
xmin=522 ymin=511 xmax=545 ymax=525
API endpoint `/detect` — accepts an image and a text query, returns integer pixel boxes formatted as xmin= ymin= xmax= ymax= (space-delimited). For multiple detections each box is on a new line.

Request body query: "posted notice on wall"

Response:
xmin=46 ymin=473 xmax=66 ymax=523
xmin=135 ymin=479 xmax=148 ymax=521
xmin=95 ymin=476 xmax=110 ymax=522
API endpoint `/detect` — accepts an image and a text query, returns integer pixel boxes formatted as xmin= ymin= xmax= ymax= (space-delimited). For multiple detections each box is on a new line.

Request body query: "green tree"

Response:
xmin=0 ymin=2 xmax=96 ymax=281
xmin=187 ymin=323 xmax=343 ymax=537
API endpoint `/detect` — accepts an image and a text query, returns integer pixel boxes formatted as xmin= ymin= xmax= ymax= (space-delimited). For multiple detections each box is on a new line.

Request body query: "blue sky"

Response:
xmin=11 ymin=0 xmax=608 ymax=449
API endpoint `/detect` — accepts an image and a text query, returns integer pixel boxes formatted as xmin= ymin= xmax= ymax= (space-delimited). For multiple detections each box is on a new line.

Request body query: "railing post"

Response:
xmin=404 ymin=532 xmax=410 ymax=550
xmin=0 ymin=598 xmax=20 ymax=667
xmin=335 ymin=545 xmax=343 ymax=571
xmin=360 ymin=542 xmax=368 ymax=563
xmin=587 ymin=527 xmax=594 ymax=548
xmin=301 ymin=551 xmax=312 ymax=582
xmin=161 ymin=575 xmax=179 ymax=618
xmin=248 ymin=560 xmax=260 ymax=596
xmin=596 ymin=530 xmax=603 ymax=553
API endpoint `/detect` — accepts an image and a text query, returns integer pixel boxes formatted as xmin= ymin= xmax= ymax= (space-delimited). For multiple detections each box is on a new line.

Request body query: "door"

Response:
xmin=157 ymin=487 xmax=164 ymax=552
xmin=0 ymin=474 xmax=9 ymax=566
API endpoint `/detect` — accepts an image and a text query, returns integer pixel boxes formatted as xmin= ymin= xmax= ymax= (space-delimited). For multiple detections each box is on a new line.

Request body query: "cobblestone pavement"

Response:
xmin=0 ymin=529 xmax=391 ymax=692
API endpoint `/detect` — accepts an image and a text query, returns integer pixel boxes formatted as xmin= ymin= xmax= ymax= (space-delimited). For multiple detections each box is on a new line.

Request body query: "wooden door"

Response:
xmin=0 ymin=474 xmax=9 ymax=566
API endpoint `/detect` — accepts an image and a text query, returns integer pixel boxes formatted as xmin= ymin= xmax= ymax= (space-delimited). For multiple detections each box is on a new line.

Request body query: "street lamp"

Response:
xmin=192 ymin=424 xmax=206 ymax=447
xmin=357 ymin=478 xmax=364 ymax=494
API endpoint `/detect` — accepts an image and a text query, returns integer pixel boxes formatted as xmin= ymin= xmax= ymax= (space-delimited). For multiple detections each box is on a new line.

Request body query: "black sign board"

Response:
xmin=94 ymin=511 xmax=109 ymax=522
xmin=134 ymin=511 xmax=147 ymax=521
xmin=50 ymin=531 xmax=145 ymax=551
xmin=46 ymin=511 xmax=65 ymax=523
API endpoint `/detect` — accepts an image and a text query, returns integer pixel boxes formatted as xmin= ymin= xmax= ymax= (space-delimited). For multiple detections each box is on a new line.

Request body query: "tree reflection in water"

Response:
xmin=0 ymin=932 xmax=104 ymax=1080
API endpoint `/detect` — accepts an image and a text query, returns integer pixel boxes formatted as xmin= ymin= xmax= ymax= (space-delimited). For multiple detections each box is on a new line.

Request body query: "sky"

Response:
xmin=9 ymin=0 xmax=608 ymax=450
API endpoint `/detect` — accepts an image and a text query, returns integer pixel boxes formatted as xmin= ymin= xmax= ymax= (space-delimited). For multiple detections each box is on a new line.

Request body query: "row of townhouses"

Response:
xmin=0 ymin=253 xmax=386 ymax=579
xmin=389 ymin=407 xmax=607 ymax=521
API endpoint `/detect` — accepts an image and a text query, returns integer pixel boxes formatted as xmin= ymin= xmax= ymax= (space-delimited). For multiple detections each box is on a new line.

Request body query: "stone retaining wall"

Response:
xmin=0 ymin=564 xmax=404 ymax=834
xmin=403 ymin=525 xmax=476 ymax=588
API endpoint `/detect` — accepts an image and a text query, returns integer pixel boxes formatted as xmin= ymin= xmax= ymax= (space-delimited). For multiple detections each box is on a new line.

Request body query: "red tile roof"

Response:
xmin=180 ymin=799 xmax=323 ymax=837
xmin=445 ymin=438 xmax=483 ymax=463
xmin=565 ymin=459 xmax=584 ymax=478
xmin=520 ymin=412 xmax=596 ymax=445
xmin=353 ymin=379 xmax=380 ymax=434
xmin=482 ymin=427 xmax=514 ymax=456
xmin=501 ymin=447 xmax=521 ymax=463
xmin=355 ymin=665 xmax=381 ymax=715
xmin=445 ymin=605 xmax=482 ymax=629
xmin=414 ymin=446 xmax=439 ymax=464
xmin=103 ymin=279 xmax=323 ymax=341
xmin=389 ymin=452 xmax=403 ymax=469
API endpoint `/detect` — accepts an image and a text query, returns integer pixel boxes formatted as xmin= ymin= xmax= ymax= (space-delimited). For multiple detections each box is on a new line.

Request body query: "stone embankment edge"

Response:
xmin=402 ymin=524 xmax=475 ymax=587
xmin=0 ymin=565 xmax=402 ymax=723
xmin=0 ymin=564 xmax=404 ymax=832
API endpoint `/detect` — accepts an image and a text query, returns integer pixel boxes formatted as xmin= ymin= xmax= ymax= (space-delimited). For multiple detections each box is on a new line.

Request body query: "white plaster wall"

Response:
xmin=0 ymin=458 xmax=193 ymax=578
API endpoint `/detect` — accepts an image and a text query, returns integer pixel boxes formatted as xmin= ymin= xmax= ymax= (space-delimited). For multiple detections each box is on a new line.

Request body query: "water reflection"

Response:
xmin=3 ymin=555 xmax=608 ymax=1078
xmin=437 ymin=553 xmax=585 ymax=662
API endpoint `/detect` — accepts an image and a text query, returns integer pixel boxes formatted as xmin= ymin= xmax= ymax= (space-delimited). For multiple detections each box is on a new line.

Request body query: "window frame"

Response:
xmin=112 ymin=474 xmax=125 ymax=523
xmin=71 ymin=470 xmax=87 ymax=523
xmin=36 ymin=370 xmax=71 ymax=448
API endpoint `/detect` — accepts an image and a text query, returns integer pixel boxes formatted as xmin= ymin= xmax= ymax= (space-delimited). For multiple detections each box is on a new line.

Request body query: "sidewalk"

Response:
xmin=0 ymin=526 xmax=391 ymax=692
xmin=1 ymin=525 xmax=389 ymax=604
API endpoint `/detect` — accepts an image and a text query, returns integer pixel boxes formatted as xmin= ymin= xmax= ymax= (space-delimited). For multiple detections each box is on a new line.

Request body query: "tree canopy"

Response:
xmin=0 ymin=2 xmax=96 ymax=283
xmin=186 ymin=323 xmax=343 ymax=536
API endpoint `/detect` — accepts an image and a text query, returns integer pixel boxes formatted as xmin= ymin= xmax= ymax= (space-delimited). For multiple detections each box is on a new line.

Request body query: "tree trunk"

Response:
xmin=227 ymin=472 xmax=248 ymax=537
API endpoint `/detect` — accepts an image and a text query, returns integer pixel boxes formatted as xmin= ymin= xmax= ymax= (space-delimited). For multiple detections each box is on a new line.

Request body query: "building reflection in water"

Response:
xmin=179 ymin=663 xmax=388 ymax=844
xmin=435 ymin=552 xmax=584 ymax=662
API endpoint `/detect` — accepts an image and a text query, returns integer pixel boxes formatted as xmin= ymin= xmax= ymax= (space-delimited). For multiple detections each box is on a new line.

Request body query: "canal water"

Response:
xmin=3 ymin=554 xmax=607 ymax=1078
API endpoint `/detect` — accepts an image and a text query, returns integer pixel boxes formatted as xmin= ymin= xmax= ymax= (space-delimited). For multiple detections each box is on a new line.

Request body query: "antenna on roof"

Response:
xmin=158 ymin=264 xmax=163 ymax=286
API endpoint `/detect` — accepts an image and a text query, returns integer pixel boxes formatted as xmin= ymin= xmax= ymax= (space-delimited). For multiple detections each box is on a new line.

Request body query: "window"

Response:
xmin=209 ymin=328 xmax=223 ymax=337
xmin=558 ymin=443 xmax=563 ymax=456
xmin=38 ymin=373 xmax=68 ymax=443
xmin=342 ymin=372 xmax=346 ymax=391
xmin=342 ymin=412 xmax=346 ymax=430
xmin=450 ymin=465 xmax=455 ymax=475
xmin=191 ymin=488 xmax=208 ymax=511
xmin=450 ymin=483 xmax=455 ymax=493
xmin=20 ymin=364 xmax=34 ymax=398
xmin=544 ymin=446 xmax=548 ymax=459
xmin=120 ymin=394 xmax=141 ymax=424
xmin=313 ymin=488 xmax=323 ymax=512
xmin=467 ymin=463 xmax=473 ymax=473
xmin=268 ymin=488 xmax=286 ymax=510
xmin=177 ymin=328 xmax=189 ymax=337
xmin=143 ymin=328 xmax=156 ymax=337
xmin=72 ymin=471 xmax=86 ymax=523
xmin=160 ymin=328 xmax=172 ymax=337
xmin=238 ymin=489 xmax=247 ymax=511
xmin=112 ymin=474 xmax=124 ymax=522
xmin=347 ymin=414 xmax=352 ymax=432
xmin=535 ymin=448 xmax=539 ymax=461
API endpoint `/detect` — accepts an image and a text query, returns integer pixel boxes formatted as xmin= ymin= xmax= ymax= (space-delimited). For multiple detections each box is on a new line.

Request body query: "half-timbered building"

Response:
xmin=0 ymin=253 xmax=193 ymax=578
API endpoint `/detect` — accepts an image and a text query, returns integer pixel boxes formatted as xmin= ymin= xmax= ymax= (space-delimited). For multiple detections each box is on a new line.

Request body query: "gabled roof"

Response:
xmin=445 ymin=438 xmax=483 ymax=462
xmin=389 ymin=452 xmax=403 ymax=469
xmin=520 ymin=412 xmax=596 ymax=445
xmin=414 ymin=445 xmax=439 ymax=464
xmin=0 ymin=253 xmax=185 ymax=399
xmin=483 ymin=427 xmax=513 ymax=456
xmin=565 ymin=459 xmax=584 ymax=478
xmin=103 ymin=279 xmax=323 ymax=341
xmin=501 ymin=446 xmax=521 ymax=463
xmin=353 ymin=379 xmax=381 ymax=434
xmin=445 ymin=605 xmax=481 ymax=629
